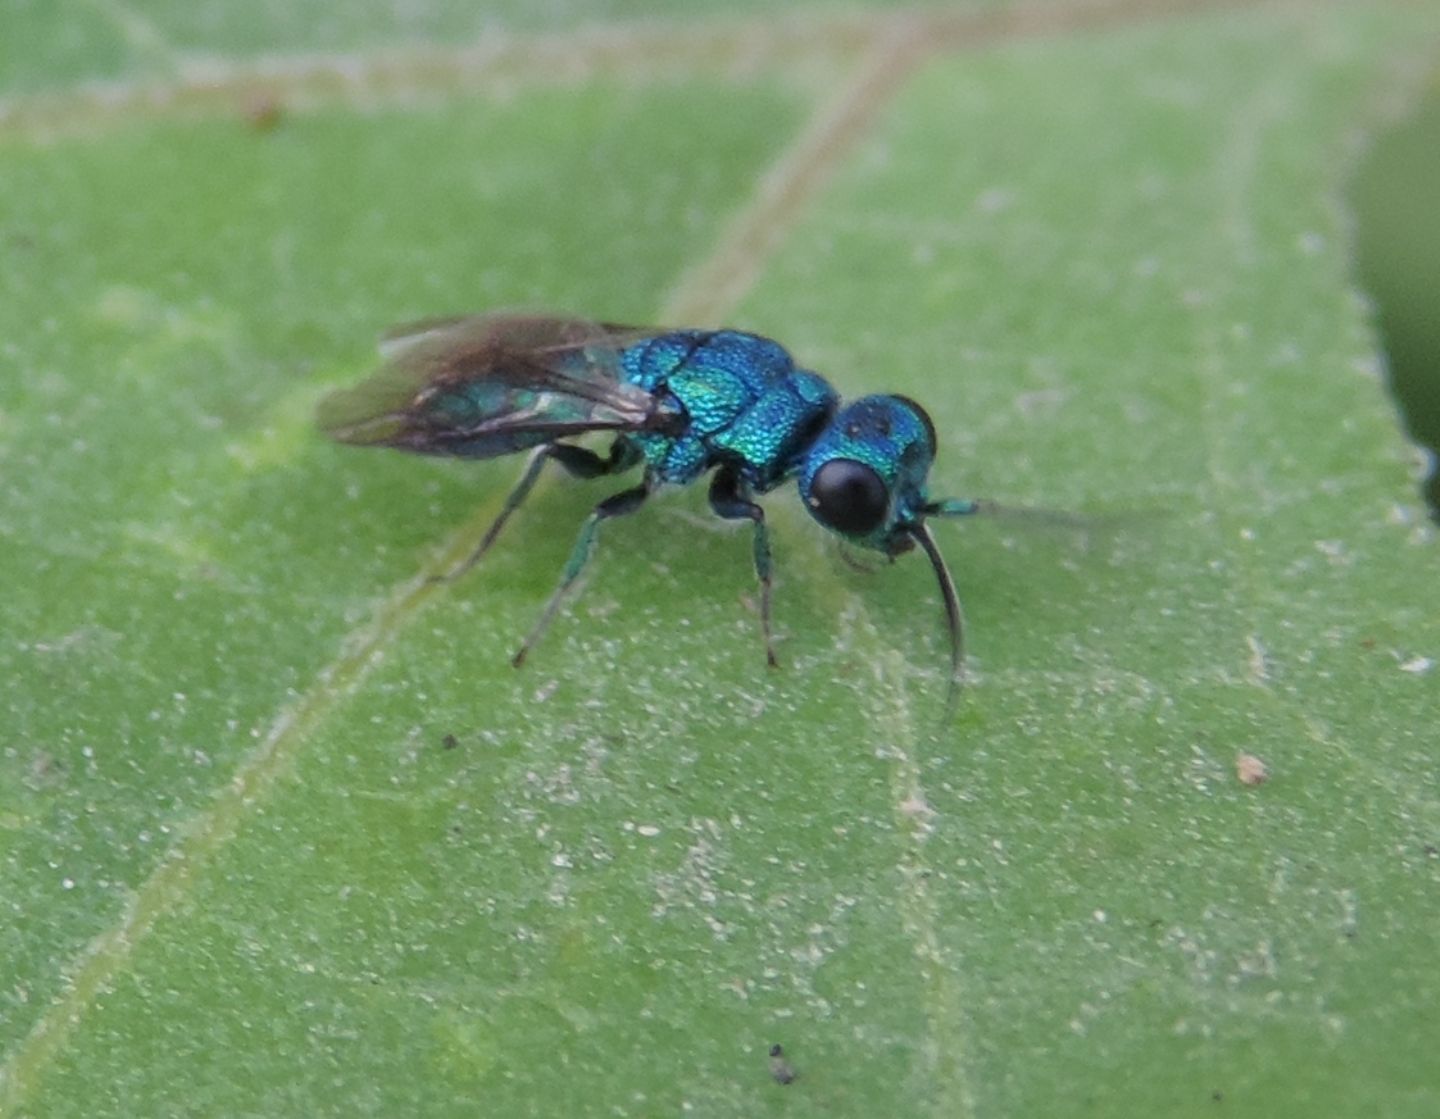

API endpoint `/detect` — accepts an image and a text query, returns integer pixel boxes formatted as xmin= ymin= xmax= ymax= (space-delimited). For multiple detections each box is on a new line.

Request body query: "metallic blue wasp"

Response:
xmin=318 ymin=314 xmax=989 ymax=706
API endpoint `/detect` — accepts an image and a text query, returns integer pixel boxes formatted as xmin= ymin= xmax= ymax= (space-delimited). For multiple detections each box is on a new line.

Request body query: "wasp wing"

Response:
xmin=317 ymin=313 xmax=675 ymax=459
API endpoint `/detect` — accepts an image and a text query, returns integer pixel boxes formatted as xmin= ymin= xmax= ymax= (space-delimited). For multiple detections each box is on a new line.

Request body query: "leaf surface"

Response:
xmin=3 ymin=3 xmax=1438 ymax=1116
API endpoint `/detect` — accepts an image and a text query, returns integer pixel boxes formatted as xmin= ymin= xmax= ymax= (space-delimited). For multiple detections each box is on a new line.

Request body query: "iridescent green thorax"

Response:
xmin=619 ymin=330 xmax=837 ymax=488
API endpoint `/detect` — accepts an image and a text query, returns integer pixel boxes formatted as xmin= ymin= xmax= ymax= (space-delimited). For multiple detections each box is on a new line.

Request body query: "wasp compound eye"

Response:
xmin=809 ymin=459 xmax=888 ymax=536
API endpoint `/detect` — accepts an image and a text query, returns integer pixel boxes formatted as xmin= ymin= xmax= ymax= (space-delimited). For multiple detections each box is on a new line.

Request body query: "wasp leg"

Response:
xmin=708 ymin=467 xmax=778 ymax=668
xmin=512 ymin=481 xmax=651 ymax=667
xmin=435 ymin=441 xmax=637 ymax=583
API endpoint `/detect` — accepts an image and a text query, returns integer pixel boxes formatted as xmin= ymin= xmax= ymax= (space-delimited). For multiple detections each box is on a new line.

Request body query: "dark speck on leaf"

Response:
xmin=244 ymin=94 xmax=285 ymax=131
xmin=442 ymin=734 xmax=459 ymax=750
xmin=769 ymin=1043 xmax=797 ymax=1085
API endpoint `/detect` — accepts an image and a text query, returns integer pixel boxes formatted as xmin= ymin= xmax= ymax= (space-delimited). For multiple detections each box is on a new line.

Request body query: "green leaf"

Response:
xmin=3 ymin=4 xmax=1438 ymax=1116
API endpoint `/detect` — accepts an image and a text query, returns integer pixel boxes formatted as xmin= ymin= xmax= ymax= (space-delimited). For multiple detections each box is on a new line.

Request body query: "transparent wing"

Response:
xmin=317 ymin=313 xmax=675 ymax=459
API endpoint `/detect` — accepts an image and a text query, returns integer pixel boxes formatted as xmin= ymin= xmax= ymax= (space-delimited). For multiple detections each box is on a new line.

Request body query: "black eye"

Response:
xmin=809 ymin=459 xmax=888 ymax=536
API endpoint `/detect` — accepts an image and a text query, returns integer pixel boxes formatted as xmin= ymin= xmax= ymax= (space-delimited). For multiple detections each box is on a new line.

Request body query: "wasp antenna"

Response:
xmin=927 ymin=497 xmax=1098 ymax=530
xmin=924 ymin=498 xmax=988 ymax=517
xmin=911 ymin=522 xmax=966 ymax=721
